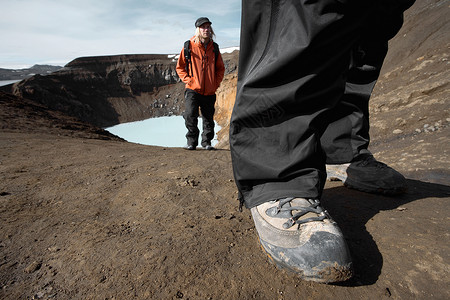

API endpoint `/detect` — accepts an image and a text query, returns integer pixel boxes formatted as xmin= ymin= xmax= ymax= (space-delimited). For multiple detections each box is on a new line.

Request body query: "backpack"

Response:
xmin=184 ymin=40 xmax=219 ymax=76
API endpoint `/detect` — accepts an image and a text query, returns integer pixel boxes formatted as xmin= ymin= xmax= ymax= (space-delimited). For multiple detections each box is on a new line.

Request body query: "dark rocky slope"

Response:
xmin=0 ymin=90 xmax=122 ymax=141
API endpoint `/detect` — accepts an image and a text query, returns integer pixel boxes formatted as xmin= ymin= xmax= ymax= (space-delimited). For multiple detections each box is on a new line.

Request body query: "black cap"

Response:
xmin=195 ymin=17 xmax=211 ymax=28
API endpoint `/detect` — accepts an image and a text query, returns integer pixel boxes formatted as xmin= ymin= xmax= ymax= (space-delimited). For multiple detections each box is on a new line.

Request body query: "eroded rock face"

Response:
xmin=214 ymin=73 xmax=238 ymax=148
xmin=65 ymin=55 xmax=180 ymax=95
xmin=11 ymin=54 xmax=183 ymax=127
xmin=9 ymin=52 xmax=239 ymax=129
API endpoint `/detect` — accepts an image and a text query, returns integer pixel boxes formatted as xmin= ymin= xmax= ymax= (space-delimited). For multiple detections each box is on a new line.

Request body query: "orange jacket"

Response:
xmin=176 ymin=37 xmax=225 ymax=96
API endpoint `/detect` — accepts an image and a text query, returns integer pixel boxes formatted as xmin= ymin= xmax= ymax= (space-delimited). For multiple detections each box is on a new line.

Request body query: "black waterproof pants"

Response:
xmin=230 ymin=0 xmax=414 ymax=208
xmin=184 ymin=89 xmax=216 ymax=147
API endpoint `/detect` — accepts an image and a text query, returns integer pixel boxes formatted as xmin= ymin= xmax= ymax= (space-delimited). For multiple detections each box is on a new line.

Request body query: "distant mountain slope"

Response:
xmin=0 ymin=64 xmax=63 ymax=80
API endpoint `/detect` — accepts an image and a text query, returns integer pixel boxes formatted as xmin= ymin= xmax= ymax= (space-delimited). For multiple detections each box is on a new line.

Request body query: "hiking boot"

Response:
xmin=204 ymin=145 xmax=215 ymax=150
xmin=184 ymin=145 xmax=196 ymax=150
xmin=251 ymin=197 xmax=353 ymax=283
xmin=326 ymin=154 xmax=407 ymax=195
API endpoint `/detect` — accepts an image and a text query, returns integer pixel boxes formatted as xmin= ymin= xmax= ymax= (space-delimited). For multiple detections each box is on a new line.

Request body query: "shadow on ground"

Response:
xmin=322 ymin=179 xmax=450 ymax=286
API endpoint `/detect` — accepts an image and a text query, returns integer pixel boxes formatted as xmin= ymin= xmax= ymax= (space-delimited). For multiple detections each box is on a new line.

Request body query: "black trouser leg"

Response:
xmin=184 ymin=89 xmax=200 ymax=147
xmin=320 ymin=40 xmax=388 ymax=164
xmin=184 ymin=89 xmax=217 ymax=147
xmin=320 ymin=1 xmax=412 ymax=164
xmin=200 ymin=94 xmax=216 ymax=147
xmin=230 ymin=0 xmax=368 ymax=208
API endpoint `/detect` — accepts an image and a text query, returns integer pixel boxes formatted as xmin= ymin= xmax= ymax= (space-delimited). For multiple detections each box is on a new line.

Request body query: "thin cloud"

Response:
xmin=0 ymin=0 xmax=240 ymax=68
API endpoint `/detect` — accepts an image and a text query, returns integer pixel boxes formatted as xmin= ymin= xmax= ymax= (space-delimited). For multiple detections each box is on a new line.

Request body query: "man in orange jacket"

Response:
xmin=176 ymin=17 xmax=225 ymax=150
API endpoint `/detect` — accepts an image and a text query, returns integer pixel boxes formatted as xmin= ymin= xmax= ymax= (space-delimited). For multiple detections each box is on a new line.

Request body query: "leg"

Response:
xmin=230 ymin=0 xmax=364 ymax=209
xmin=322 ymin=2 xmax=414 ymax=194
xmin=320 ymin=40 xmax=388 ymax=164
xmin=199 ymin=94 xmax=216 ymax=148
xmin=229 ymin=0 xmax=371 ymax=283
xmin=183 ymin=89 xmax=200 ymax=148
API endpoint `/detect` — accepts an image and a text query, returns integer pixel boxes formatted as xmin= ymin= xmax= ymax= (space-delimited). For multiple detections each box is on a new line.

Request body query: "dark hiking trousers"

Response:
xmin=230 ymin=0 xmax=415 ymax=209
xmin=184 ymin=89 xmax=216 ymax=147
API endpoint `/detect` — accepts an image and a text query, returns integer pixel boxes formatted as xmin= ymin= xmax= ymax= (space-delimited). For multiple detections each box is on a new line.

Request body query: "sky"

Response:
xmin=0 ymin=0 xmax=241 ymax=69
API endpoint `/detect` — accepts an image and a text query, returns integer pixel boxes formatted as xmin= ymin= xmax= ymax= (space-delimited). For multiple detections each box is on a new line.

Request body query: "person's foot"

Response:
xmin=251 ymin=197 xmax=353 ymax=283
xmin=184 ymin=145 xmax=196 ymax=150
xmin=326 ymin=154 xmax=407 ymax=195
xmin=204 ymin=145 xmax=215 ymax=150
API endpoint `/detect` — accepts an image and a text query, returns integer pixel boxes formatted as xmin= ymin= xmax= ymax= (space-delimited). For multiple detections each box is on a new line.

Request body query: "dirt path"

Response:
xmin=0 ymin=128 xmax=448 ymax=299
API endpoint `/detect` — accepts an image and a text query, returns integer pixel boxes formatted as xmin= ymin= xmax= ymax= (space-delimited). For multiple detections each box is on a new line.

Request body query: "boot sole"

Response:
xmin=258 ymin=237 xmax=353 ymax=283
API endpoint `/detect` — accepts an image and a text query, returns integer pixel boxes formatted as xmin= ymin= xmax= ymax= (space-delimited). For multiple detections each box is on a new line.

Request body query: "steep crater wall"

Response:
xmin=8 ymin=52 xmax=239 ymax=129
xmin=9 ymin=55 xmax=182 ymax=127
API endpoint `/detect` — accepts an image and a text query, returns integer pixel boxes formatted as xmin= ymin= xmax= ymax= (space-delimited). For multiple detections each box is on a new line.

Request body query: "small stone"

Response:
xmin=24 ymin=261 xmax=41 ymax=273
xmin=99 ymin=275 xmax=107 ymax=283
xmin=47 ymin=246 xmax=60 ymax=253
xmin=34 ymin=291 xmax=45 ymax=299
xmin=393 ymin=129 xmax=403 ymax=134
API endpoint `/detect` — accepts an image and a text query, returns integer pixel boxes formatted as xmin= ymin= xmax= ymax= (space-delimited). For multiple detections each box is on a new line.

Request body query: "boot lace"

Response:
xmin=265 ymin=197 xmax=332 ymax=229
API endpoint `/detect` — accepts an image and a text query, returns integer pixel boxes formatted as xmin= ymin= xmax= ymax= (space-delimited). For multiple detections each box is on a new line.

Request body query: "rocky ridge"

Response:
xmin=2 ymin=52 xmax=239 ymax=128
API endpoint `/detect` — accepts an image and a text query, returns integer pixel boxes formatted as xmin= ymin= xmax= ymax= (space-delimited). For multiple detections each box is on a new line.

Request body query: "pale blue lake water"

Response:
xmin=105 ymin=116 xmax=221 ymax=147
